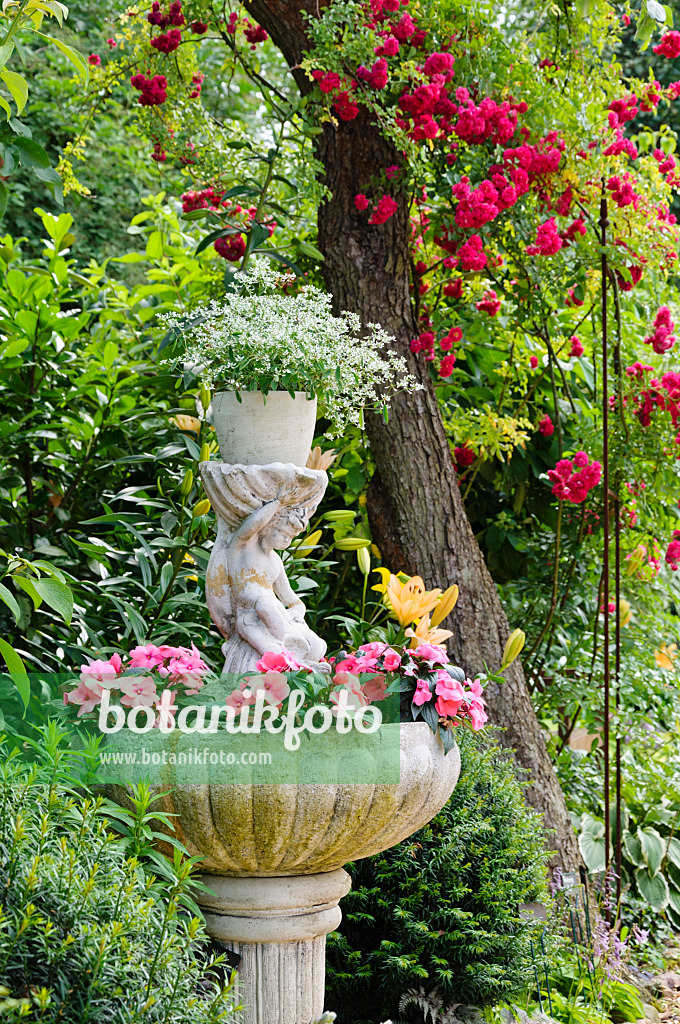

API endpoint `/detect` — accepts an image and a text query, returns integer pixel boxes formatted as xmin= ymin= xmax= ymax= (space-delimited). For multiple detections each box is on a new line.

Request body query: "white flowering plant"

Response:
xmin=164 ymin=258 xmax=421 ymax=436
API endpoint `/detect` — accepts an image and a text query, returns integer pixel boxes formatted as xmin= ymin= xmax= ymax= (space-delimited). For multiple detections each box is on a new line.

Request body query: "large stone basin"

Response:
xmin=150 ymin=722 xmax=460 ymax=876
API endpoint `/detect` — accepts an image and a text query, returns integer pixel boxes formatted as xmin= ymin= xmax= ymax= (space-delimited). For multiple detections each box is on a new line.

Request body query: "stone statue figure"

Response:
xmin=200 ymin=462 xmax=329 ymax=675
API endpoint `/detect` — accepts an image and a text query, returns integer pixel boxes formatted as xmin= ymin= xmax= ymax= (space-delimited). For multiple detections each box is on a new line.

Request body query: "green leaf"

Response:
xmin=0 ymin=182 xmax=8 ymax=220
xmin=578 ymin=829 xmax=606 ymax=873
xmin=0 ymin=44 xmax=15 ymax=74
xmin=13 ymin=137 xmax=50 ymax=168
xmin=32 ymin=578 xmax=73 ymax=625
xmin=145 ymin=230 xmax=164 ymax=260
xmin=0 ymin=582 xmax=20 ymax=622
xmin=667 ymin=836 xmax=680 ymax=870
xmin=0 ymin=95 xmax=11 ymax=121
xmin=35 ymin=32 xmax=89 ymax=85
xmin=0 ymin=70 xmax=28 ymax=114
xmin=103 ymin=341 xmax=118 ymax=368
xmin=668 ymin=884 xmax=680 ymax=915
xmin=635 ymin=868 xmax=669 ymax=910
xmin=194 ymin=227 xmax=235 ymax=256
xmin=623 ymin=830 xmax=644 ymax=868
xmin=638 ymin=826 xmax=664 ymax=876
xmin=0 ymin=638 xmax=30 ymax=710
xmin=298 ymin=240 xmax=325 ymax=260
xmin=255 ymin=249 xmax=303 ymax=276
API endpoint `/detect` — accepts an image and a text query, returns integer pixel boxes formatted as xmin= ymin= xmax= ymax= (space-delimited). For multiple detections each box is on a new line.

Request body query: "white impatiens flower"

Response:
xmin=163 ymin=258 xmax=421 ymax=436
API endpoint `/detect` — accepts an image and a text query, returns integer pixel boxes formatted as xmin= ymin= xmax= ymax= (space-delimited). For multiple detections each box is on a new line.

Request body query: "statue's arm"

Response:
xmin=274 ymin=569 xmax=304 ymax=611
xmin=232 ymin=500 xmax=281 ymax=545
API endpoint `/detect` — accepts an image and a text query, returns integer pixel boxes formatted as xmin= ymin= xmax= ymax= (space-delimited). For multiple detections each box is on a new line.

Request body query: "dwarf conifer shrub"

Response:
xmin=0 ymin=751 xmax=239 ymax=1022
xmin=326 ymin=730 xmax=549 ymax=1022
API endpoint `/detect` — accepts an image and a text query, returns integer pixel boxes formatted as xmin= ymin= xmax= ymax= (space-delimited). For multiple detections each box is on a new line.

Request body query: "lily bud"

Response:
xmin=323 ymin=510 xmax=356 ymax=524
xmin=357 ymin=546 xmax=371 ymax=575
xmin=500 ymin=628 xmax=525 ymax=671
xmin=180 ymin=469 xmax=194 ymax=497
xmin=200 ymin=383 xmax=211 ymax=411
xmin=199 ymin=442 xmax=211 ymax=463
xmin=430 ymin=584 xmax=459 ymax=627
xmin=193 ymin=498 xmax=211 ymax=517
xmin=335 ymin=537 xmax=371 ymax=551
xmin=294 ymin=529 xmax=322 ymax=556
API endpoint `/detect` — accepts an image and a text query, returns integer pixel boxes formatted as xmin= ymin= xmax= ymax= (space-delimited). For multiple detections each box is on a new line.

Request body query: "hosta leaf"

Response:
xmin=668 ymin=884 xmax=680 ymax=915
xmin=638 ymin=826 xmax=664 ymax=876
xmin=666 ymin=836 xmax=680 ymax=870
xmin=623 ymin=830 xmax=644 ymax=868
xmin=635 ymin=868 xmax=669 ymax=911
xmin=581 ymin=812 xmax=605 ymax=839
xmin=579 ymin=829 xmax=606 ymax=873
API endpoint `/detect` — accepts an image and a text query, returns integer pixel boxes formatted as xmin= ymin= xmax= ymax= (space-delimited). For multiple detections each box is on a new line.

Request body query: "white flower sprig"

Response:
xmin=164 ymin=258 xmax=422 ymax=436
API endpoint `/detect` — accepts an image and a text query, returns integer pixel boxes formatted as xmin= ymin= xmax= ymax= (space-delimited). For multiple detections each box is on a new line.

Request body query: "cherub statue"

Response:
xmin=200 ymin=462 xmax=328 ymax=676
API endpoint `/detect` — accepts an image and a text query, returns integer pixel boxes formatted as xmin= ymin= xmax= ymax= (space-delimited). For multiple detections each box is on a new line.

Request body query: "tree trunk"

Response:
xmin=245 ymin=0 xmax=581 ymax=872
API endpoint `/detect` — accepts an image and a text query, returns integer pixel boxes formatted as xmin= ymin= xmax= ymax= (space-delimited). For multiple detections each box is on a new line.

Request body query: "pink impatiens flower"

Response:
xmin=362 ymin=673 xmax=388 ymax=701
xmin=119 ymin=677 xmax=158 ymax=708
xmin=80 ymin=654 xmax=122 ymax=687
xmin=244 ymin=670 xmax=290 ymax=705
xmin=255 ymin=649 xmax=303 ymax=673
xmin=413 ymin=678 xmax=433 ymax=705
xmin=64 ymin=680 xmax=105 ymax=716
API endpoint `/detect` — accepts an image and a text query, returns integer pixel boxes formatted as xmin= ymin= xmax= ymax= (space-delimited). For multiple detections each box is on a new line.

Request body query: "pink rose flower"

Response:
xmin=119 ymin=677 xmax=158 ymax=708
xmin=413 ymin=678 xmax=432 ymax=705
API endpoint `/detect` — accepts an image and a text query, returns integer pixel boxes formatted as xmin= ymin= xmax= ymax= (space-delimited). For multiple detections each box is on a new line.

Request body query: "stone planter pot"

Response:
xmin=148 ymin=722 xmax=460 ymax=1024
xmin=211 ymin=390 xmax=317 ymax=466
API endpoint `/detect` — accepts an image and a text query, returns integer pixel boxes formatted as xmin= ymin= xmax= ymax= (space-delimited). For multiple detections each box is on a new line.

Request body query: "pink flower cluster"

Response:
xmin=357 ymin=57 xmax=389 ymax=89
xmin=454 ymin=445 xmax=476 ymax=474
xmin=626 ymin=362 xmax=680 ymax=429
xmin=147 ymin=0 xmax=184 ymax=28
xmin=654 ymin=31 xmax=680 ymax=58
xmin=538 ymin=414 xmax=554 ymax=436
xmin=130 ymin=74 xmax=168 ymax=106
xmin=475 ymin=289 xmax=501 ymax=316
xmin=607 ymin=173 xmax=639 ymax=209
xmin=151 ymin=28 xmax=182 ymax=53
xmin=603 ymin=129 xmax=638 ymax=160
xmin=608 ymin=93 xmax=639 ymax=127
xmin=547 ymin=452 xmax=602 ymax=504
xmin=413 ymin=671 xmax=487 ymax=730
xmin=644 ymin=306 xmax=676 ymax=355
xmin=368 ymin=194 xmax=398 ymax=224
xmin=214 ymin=234 xmax=247 ymax=261
xmin=526 ymin=217 xmax=563 ymax=256
xmin=64 ymin=643 xmax=210 ymax=719
xmin=569 ymin=336 xmax=584 ymax=357
xmin=666 ymin=532 xmax=680 ymax=571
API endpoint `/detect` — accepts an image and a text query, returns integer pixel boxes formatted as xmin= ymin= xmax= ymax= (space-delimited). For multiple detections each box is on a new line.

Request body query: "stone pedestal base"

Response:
xmin=198 ymin=870 xmax=351 ymax=1024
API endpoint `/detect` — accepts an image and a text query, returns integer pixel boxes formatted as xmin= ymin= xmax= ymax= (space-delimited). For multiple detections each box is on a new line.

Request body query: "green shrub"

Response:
xmin=326 ymin=730 xmax=550 ymax=1022
xmin=0 ymin=750 xmax=239 ymax=1022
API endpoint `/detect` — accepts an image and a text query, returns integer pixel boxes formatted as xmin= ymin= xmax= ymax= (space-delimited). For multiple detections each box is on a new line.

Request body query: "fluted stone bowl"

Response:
xmin=134 ymin=722 xmax=460 ymax=876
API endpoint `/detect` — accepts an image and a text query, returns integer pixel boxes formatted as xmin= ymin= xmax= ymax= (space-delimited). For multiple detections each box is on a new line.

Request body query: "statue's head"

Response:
xmin=200 ymin=462 xmax=327 ymax=544
xmin=262 ymin=505 xmax=311 ymax=550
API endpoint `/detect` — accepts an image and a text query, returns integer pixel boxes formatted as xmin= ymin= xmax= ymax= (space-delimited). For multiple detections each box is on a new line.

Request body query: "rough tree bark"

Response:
xmin=244 ymin=0 xmax=581 ymax=871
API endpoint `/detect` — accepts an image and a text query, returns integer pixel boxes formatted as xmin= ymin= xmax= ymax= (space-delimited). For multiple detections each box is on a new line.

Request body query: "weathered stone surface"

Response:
xmin=211 ymin=391 xmax=318 ymax=466
xmin=153 ymin=723 xmax=460 ymax=875
xmin=200 ymin=461 xmax=329 ymax=676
